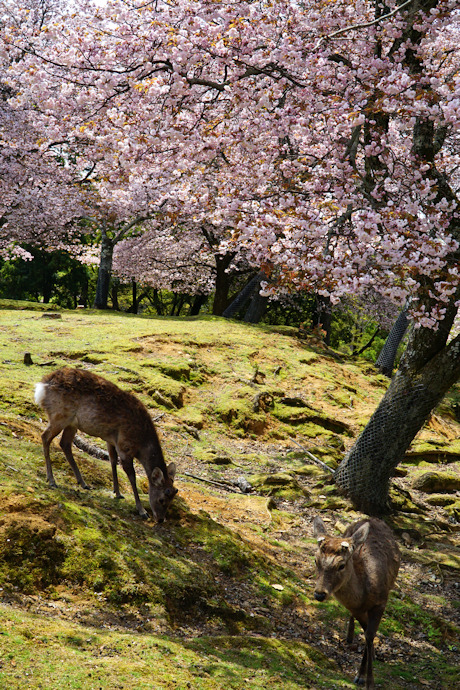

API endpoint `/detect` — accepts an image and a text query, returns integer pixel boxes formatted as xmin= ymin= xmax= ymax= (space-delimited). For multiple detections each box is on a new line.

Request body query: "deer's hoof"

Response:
xmin=115 ymin=493 xmax=125 ymax=500
xmin=353 ymin=676 xmax=365 ymax=686
xmin=139 ymin=509 xmax=149 ymax=519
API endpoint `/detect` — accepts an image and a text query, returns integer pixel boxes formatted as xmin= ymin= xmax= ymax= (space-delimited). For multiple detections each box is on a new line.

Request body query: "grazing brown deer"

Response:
xmin=34 ymin=367 xmax=177 ymax=522
xmin=312 ymin=516 xmax=400 ymax=689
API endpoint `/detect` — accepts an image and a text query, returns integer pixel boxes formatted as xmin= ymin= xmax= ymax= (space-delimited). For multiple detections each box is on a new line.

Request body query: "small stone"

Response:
xmin=413 ymin=471 xmax=460 ymax=493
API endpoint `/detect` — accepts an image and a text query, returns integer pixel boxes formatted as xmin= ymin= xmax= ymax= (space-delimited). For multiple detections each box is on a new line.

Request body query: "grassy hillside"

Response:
xmin=0 ymin=302 xmax=458 ymax=689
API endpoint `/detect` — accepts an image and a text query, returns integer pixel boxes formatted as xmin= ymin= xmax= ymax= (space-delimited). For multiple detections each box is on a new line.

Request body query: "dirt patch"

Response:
xmin=0 ymin=415 xmax=43 ymax=443
xmin=0 ymin=511 xmax=66 ymax=591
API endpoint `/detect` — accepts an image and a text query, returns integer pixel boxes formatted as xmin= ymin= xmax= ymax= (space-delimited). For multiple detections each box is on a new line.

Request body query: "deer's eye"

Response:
xmin=338 ymin=563 xmax=346 ymax=571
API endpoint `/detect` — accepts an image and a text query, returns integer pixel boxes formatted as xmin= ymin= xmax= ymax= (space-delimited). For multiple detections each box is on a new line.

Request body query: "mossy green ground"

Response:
xmin=0 ymin=301 xmax=458 ymax=689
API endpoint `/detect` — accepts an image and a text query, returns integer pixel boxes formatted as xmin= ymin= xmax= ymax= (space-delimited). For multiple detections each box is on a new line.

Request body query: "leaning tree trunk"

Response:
xmin=335 ymin=309 xmax=460 ymax=515
xmin=375 ymin=308 xmax=409 ymax=377
xmin=93 ymin=229 xmax=114 ymax=309
xmin=244 ymin=291 xmax=269 ymax=323
xmin=223 ymin=272 xmax=263 ymax=318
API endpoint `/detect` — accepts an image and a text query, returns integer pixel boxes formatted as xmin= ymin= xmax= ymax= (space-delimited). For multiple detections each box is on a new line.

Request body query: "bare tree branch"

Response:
xmin=316 ymin=0 xmax=414 ymax=47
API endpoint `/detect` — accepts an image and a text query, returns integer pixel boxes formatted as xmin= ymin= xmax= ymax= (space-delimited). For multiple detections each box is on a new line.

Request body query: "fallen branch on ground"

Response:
xmin=73 ymin=435 xmax=109 ymax=460
xmin=183 ymin=471 xmax=250 ymax=493
xmin=290 ymin=439 xmax=335 ymax=475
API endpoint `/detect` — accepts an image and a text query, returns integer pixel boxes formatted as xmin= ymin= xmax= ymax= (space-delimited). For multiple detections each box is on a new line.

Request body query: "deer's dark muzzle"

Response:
xmin=314 ymin=591 xmax=327 ymax=602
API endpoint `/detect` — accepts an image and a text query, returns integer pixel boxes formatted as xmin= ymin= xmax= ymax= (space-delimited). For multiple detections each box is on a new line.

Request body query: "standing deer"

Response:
xmin=34 ymin=367 xmax=177 ymax=522
xmin=312 ymin=516 xmax=400 ymax=689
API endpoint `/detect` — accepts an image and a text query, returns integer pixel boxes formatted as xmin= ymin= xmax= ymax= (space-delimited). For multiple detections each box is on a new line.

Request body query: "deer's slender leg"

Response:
xmin=107 ymin=443 xmax=124 ymax=499
xmin=346 ymin=615 xmax=355 ymax=643
xmin=41 ymin=423 xmax=64 ymax=487
xmin=60 ymin=426 xmax=90 ymax=489
xmin=354 ymin=606 xmax=384 ymax=689
xmin=119 ymin=454 xmax=148 ymax=518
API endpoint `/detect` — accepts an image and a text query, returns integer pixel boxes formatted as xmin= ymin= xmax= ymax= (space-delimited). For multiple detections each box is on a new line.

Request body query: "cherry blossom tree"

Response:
xmin=0 ymin=0 xmax=97 ymax=262
xmin=1 ymin=0 xmax=459 ymax=512
xmin=113 ymin=219 xmax=255 ymax=315
xmin=0 ymin=80 xmax=89 ymax=257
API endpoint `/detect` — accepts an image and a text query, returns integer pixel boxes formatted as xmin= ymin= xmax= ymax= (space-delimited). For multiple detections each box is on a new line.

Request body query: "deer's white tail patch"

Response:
xmin=34 ymin=382 xmax=47 ymax=406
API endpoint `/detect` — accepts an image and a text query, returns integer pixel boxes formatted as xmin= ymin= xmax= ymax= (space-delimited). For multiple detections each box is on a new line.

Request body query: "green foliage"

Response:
xmin=262 ymin=292 xmax=316 ymax=328
xmin=385 ymin=592 xmax=457 ymax=646
xmin=330 ymin=308 xmax=387 ymax=361
xmin=0 ymin=246 xmax=90 ymax=308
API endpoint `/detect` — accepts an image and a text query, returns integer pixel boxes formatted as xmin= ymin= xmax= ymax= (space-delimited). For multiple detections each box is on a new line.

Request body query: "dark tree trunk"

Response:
xmin=93 ymin=229 xmax=114 ymax=309
xmin=42 ymin=281 xmax=53 ymax=304
xmin=244 ymin=291 xmax=269 ymax=323
xmin=175 ymin=294 xmax=185 ymax=316
xmin=353 ymin=327 xmax=380 ymax=358
xmin=152 ymin=289 xmax=164 ymax=315
xmin=78 ymin=276 xmax=89 ymax=307
xmin=111 ymin=279 xmax=120 ymax=311
xmin=312 ymin=294 xmax=332 ymax=345
xmin=126 ymin=279 xmax=138 ymax=313
xmin=335 ymin=321 xmax=460 ymax=515
xmin=131 ymin=279 xmax=137 ymax=313
xmin=223 ymin=272 xmax=263 ymax=318
xmin=375 ymin=309 xmax=409 ymax=377
xmin=212 ymin=254 xmax=235 ymax=315
xmin=170 ymin=293 xmax=185 ymax=316
xmin=189 ymin=293 xmax=208 ymax=316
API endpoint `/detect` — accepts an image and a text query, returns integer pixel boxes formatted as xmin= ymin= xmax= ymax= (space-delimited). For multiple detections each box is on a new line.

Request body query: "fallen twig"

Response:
xmin=73 ymin=435 xmax=109 ymax=460
xmin=290 ymin=439 xmax=335 ymax=475
xmin=183 ymin=471 xmax=243 ymax=493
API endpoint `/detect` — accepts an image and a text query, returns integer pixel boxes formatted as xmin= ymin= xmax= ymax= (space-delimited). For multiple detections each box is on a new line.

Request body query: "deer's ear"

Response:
xmin=352 ymin=522 xmax=370 ymax=547
xmin=150 ymin=467 xmax=163 ymax=485
xmin=313 ymin=516 xmax=327 ymax=539
xmin=167 ymin=462 xmax=176 ymax=481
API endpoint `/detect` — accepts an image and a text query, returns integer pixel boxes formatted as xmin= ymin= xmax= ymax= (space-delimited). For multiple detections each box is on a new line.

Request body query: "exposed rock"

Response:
xmin=393 ymin=466 xmax=408 ymax=477
xmin=201 ymin=450 xmax=233 ymax=466
xmin=150 ymin=386 xmax=185 ymax=409
xmin=424 ymin=494 xmax=458 ymax=507
xmin=444 ymin=500 xmax=460 ymax=522
xmin=389 ymin=486 xmax=424 ymax=513
xmin=274 ymin=404 xmax=353 ymax=435
xmin=41 ymin=312 xmax=62 ymax=319
xmin=250 ymin=472 xmax=307 ymax=498
xmin=405 ymin=441 xmax=460 ymax=464
xmin=157 ymin=363 xmax=191 ymax=381
xmin=252 ymin=391 xmax=274 ymax=412
xmin=279 ymin=396 xmax=311 ymax=407
xmin=412 ymin=471 xmax=460 ymax=493
xmin=400 ymin=545 xmax=460 ymax=570
xmin=150 ymin=389 xmax=175 ymax=408
xmin=295 ymin=464 xmax=327 ymax=479
xmin=0 ymin=514 xmax=66 ymax=590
